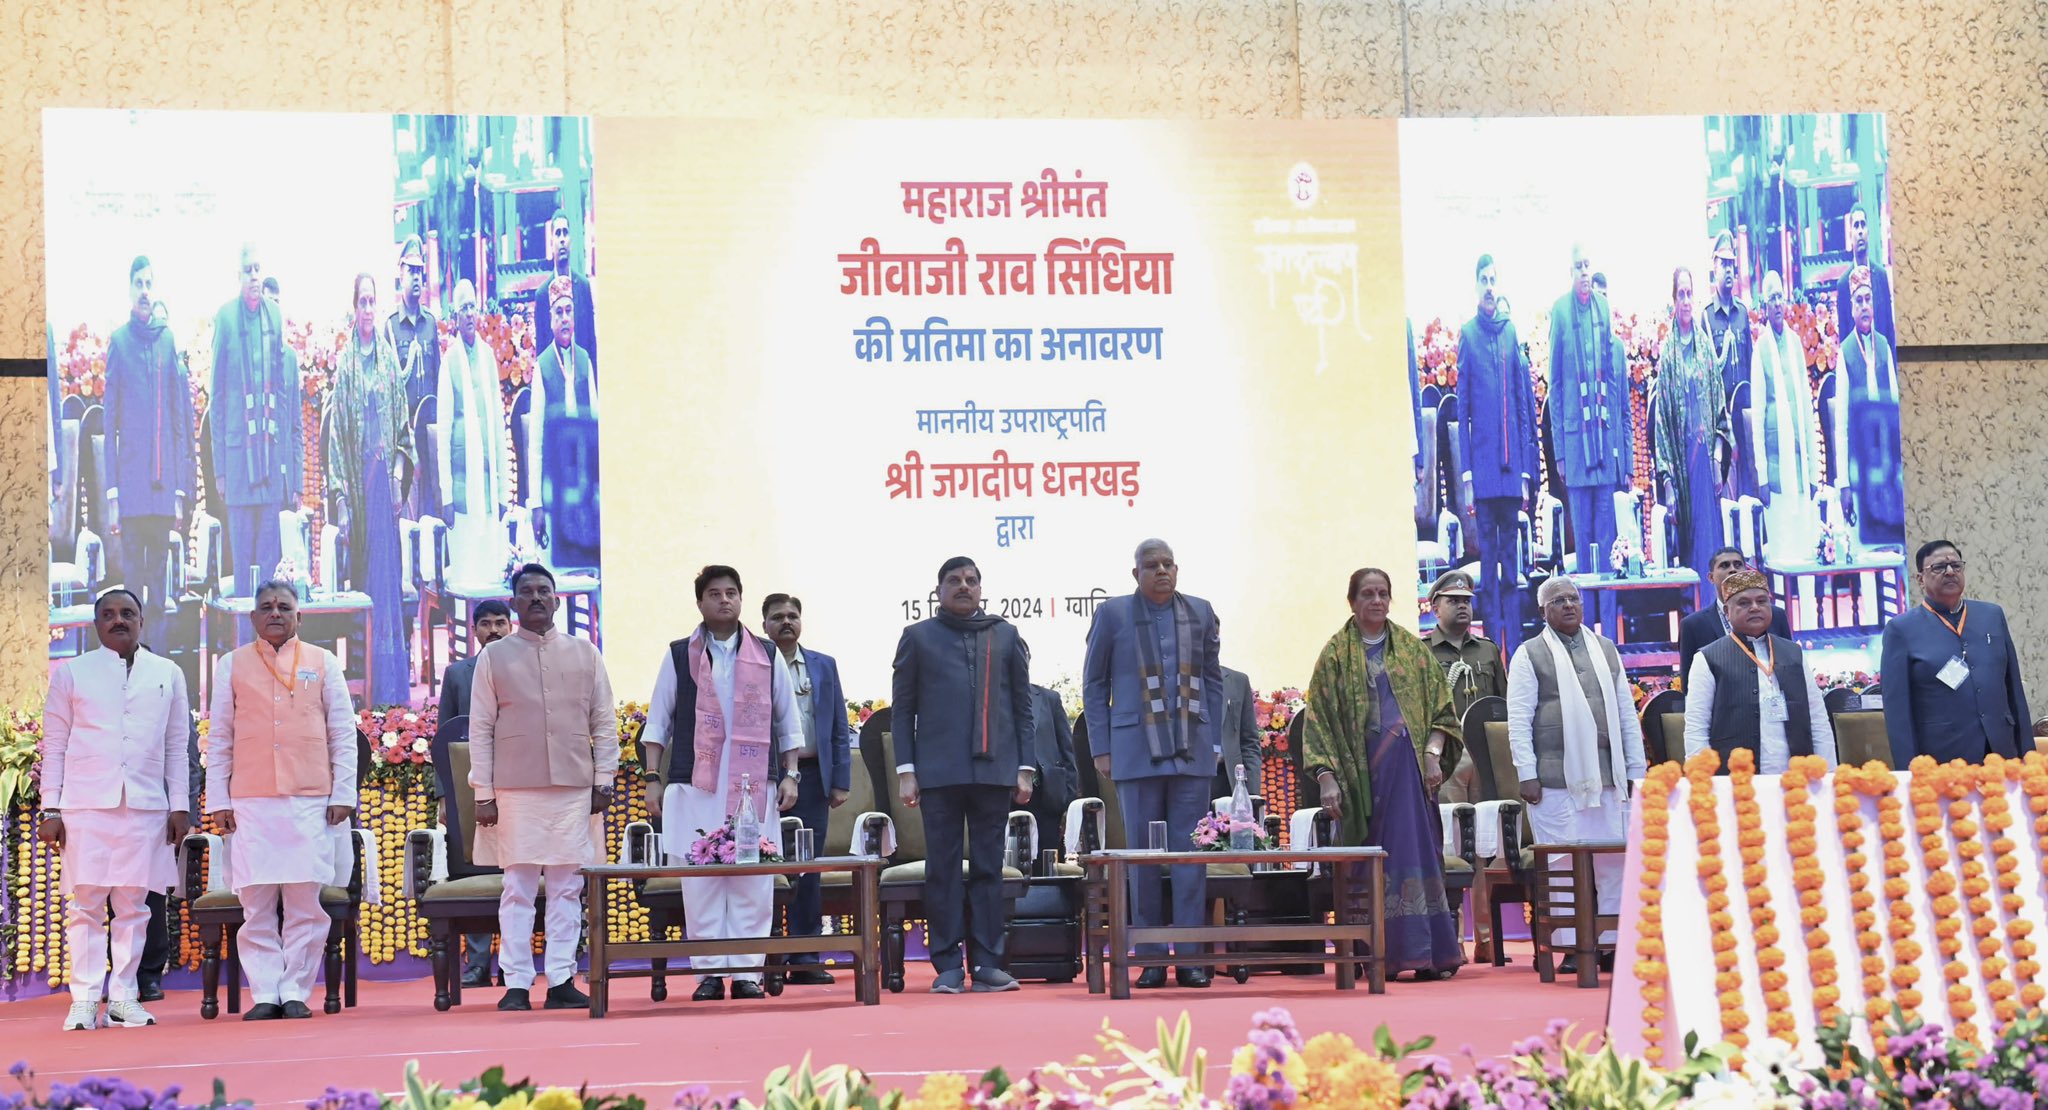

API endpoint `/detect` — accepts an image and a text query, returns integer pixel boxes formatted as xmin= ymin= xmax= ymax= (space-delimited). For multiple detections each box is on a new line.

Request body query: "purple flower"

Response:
xmin=6 ymin=1065 xmax=25 ymax=1081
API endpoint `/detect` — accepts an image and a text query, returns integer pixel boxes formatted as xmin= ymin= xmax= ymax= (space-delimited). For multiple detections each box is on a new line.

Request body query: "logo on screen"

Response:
xmin=1288 ymin=162 xmax=1319 ymax=209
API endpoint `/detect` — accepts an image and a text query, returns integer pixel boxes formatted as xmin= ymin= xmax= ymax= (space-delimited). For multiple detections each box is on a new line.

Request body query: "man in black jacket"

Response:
xmin=1677 ymin=547 xmax=1790 ymax=690
xmin=1212 ymin=667 xmax=1264 ymax=800
xmin=1027 ymin=684 xmax=1079 ymax=847
xmin=891 ymin=556 xmax=1035 ymax=994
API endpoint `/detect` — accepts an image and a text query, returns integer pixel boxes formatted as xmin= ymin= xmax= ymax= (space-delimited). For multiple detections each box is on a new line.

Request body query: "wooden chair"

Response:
xmin=1638 ymin=689 xmax=1686 ymax=767
xmin=183 ymin=734 xmax=370 ymax=1019
xmin=405 ymin=715 xmax=521 ymax=1011
xmin=1462 ymin=696 xmax=1531 ymax=966
xmin=860 ymin=709 xmax=1032 ymax=993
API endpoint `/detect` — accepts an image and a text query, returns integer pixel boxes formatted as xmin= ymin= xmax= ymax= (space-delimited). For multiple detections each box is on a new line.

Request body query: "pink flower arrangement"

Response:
xmin=361 ymin=705 xmax=435 ymax=767
xmin=1253 ymin=688 xmax=1304 ymax=756
xmin=1191 ymin=812 xmax=1270 ymax=851
xmin=685 ymin=818 xmax=782 ymax=865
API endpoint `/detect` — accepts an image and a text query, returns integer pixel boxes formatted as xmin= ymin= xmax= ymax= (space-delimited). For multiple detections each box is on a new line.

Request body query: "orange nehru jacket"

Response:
xmin=226 ymin=639 xmax=337 ymax=798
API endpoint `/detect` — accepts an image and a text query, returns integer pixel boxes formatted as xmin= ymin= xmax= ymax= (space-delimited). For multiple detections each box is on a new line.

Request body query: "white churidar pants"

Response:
xmin=65 ymin=885 xmax=151 ymax=1002
xmin=236 ymin=882 xmax=328 ymax=1005
xmin=498 ymin=863 xmax=583 ymax=990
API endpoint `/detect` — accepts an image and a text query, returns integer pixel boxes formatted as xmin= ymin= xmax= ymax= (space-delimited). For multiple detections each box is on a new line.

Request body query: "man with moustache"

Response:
xmin=1547 ymin=245 xmax=1630 ymax=637
xmin=1464 ymin=255 xmax=1539 ymax=654
xmin=1702 ymin=232 xmax=1754 ymax=498
xmin=39 ymin=588 xmax=192 ymax=1031
xmin=1831 ymin=265 xmax=1903 ymax=547
xmin=1682 ymin=567 xmax=1836 ymax=773
xmin=388 ymin=236 xmax=439 ymax=514
xmin=206 ymin=581 xmax=357 ymax=1019
xmin=530 ymin=275 xmax=597 ymax=549
xmin=1881 ymin=540 xmax=2031 ymax=767
xmin=760 ymin=592 xmax=852 ymax=986
xmin=892 ymin=556 xmax=1035 ymax=994
xmin=1832 ymin=204 xmax=1894 ymax=351
xmin=529 ymin=211 xmax=597 ymax=368
xmin=209 ymin=244 xmax=301 ymax=597
xmin=104 ymin=256 xmax=194 ymax=612
xmin=436 ymin=598 xmax=513 ymax=988
xmin=1082 ymin=539 xmax=1223 ymax=990
xmin=469 ymin=564 xmax=618 ymax=1011
xmin=1422 ymin=571 xmax=1507 ymax=805
xmin=1676 ymin=547 xmax=1792 ymax=688
xmin=640 ymin=567 xmax=802 ymax=1001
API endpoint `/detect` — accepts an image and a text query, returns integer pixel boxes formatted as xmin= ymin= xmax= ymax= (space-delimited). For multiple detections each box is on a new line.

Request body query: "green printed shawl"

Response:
xmin=1300 ymin=617 xmax=1461 ymax=837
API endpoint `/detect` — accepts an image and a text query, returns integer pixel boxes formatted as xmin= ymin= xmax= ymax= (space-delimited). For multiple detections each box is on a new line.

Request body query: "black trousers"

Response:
xmin=919 ymin=783 xmax=1011 ymax=974
xmin=783 ymin=759 xmax=830 ymax=962
xmin=140 ymin=890 xmax=173 ymax=987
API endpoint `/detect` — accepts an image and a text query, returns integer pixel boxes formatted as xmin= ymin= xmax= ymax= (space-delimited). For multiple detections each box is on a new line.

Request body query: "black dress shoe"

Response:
xmin=1598 ymin=952 xmax=1614 ymax=974
xmin=1175 ymin=967 xmax=1211 ymax=988
xmin=137 ymin=979 xmax=164 ymax=1003
xmin=693 ymin=977 xmax=726 ymax=1001
xmin=1135 ymin=967 xmax=1168 ymax=989
xmin=242 ymin=1002 xmax=283 ymax=1021
xmin=731 ymin=980 xmax=766 ymax=1000
xmin=1557 ymin=956 xmax=1578 ymax=976
xmin=281 ymin=1000 xmax=314 ymax=1019
xmin=787 ymin=968 xmax=835 ymax=986
xmin=461 ymin=969 xmax=491 ymax=988
xmin=497 ymin=988 xmax=531 ymax=1011
xmin=544 ymin=982 xmax=589 ymax=1009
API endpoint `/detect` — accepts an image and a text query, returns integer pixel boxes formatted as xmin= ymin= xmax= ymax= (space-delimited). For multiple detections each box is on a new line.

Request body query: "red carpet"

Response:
xmin=2 ymin=946 xmax=1606 ymax=1106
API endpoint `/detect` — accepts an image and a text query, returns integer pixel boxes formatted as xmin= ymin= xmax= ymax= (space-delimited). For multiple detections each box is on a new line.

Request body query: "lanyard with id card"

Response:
xmin=1924 ymin=602 xmax=1971 ymax=691
xmin=1734 ymin=635 xmax=1790 ymax=722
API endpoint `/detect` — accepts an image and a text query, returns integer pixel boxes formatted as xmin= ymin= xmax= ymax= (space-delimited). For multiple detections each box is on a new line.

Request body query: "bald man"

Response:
xmin=438 ymin=278 xmax=510 ymax=577
xmin=1750 ymin=272 xmax=1817 ymax=557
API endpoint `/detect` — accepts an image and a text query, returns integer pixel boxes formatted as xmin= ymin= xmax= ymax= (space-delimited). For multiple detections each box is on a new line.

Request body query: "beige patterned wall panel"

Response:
xmin=560 ymin=0 xmax=1301 ymax=119
xmin=450 ymin=0 xmax=569 ymax=115
xmin=1901 ymin=357 xmax=2048 ymax=695
xmin=1297 ymin=0 xmax=1406 ymax=118
xmin=1398 ymin=0 xmax=2048 ymax=348
xmin=0 ymin=378 xmax=50 ymax=709
xmin=1 ymin=0 xmax=459 ymax=360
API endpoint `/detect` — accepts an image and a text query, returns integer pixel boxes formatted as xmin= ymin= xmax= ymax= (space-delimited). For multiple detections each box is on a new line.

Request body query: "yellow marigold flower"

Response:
xmin=530 ymin=1089 xmax=581 ymax=1110
xmin=908 ymin=1072 xmax=971 ymax=1109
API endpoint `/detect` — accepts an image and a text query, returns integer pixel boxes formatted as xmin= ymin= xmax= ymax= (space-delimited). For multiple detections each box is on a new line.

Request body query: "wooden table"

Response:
xmin=1526 ymin=840 xmax=1626 ymax=988
xmin=581 ymin=856 xmax=884 ymax=1017
xmin=1764 ymin=551 xmax=1905 ymax=632
xmin=1079 ymin=847 xmax=1387 ymax=999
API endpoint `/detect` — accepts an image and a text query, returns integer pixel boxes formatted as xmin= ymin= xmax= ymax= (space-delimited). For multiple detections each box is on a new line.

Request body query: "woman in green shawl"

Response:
xmin=1301 ymin=567 xmax=1465 ymax=979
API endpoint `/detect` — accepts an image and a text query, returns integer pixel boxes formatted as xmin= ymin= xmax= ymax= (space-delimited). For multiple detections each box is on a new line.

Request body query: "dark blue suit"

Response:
xmin=1881 ymin=600 xmax=2030 ymax=766
xmin=1082 ymin=592 xmax=1223 ymax=959
xmin=106 ymin=318 xmax=194 ymax=609
xmin=777 ymin=646 xmax=852 ymax=960
xmin=1460 ymin=312 xmax=1538 ymax=658
xmin=209 ymin=297 xmax=301 ymax=596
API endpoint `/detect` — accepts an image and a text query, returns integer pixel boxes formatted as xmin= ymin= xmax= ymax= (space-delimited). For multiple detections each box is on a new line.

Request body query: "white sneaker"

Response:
xmin=62 ymin=999 xmax=100 ymax=1031
xmin=106 ymin=1000 xmax=157 ymax=1027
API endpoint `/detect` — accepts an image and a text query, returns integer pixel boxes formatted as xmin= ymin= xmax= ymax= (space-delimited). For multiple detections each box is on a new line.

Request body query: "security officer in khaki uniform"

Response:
xmin=1421 ymin=571 xmax=1508 ymax=804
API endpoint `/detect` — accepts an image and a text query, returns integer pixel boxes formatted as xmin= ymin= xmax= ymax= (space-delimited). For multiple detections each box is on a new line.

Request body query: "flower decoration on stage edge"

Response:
xmin=1977 ymin=755 xmax=2027 ymax=1027
xmin=360 ymin=705 xmax=434 ymax=783
xmin=685 ymin=818 xmax=782 ymax=866
xmin=1190 ymin=812 xmax=1271 ymax=852
xmin=1728 ymin=749 xmax=1795 ymax=1044
xmin=1782 ymin=755 xmax=1840 ymax=1032
xmin=1909 ymin=756 xmax=1977 ymax=1042
xmin=1254 ymin=688 xmax=1305 ymax=756
xmin=1635 ymin=759 xmax=1682 ymax=1064
xmin=1682 ymin=748 xmax=1749 ymax=1051
xmin=844 ymin=698 xmax=888 ymax=733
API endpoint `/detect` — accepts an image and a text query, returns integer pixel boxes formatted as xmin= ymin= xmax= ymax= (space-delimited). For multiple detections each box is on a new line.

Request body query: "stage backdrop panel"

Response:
xmin=597 ymin=118 xmax=1412 ymax=697
xmin=43 ymin=110 xmax=603 ymax=710
xmin=1398 ymin=114 xmax=1904 ymax=685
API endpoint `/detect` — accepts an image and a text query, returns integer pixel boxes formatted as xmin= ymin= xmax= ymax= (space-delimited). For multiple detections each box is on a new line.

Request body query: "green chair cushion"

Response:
xmin=880 ymin=860 xmax=1025 ymax=884
xmin=419 ymin=874 xmax=505 ymax=901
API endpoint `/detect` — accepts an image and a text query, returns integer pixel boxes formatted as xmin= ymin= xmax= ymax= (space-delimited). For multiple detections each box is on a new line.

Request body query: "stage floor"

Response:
xmin=3 ymin=945 xmax=1607 ymax=1106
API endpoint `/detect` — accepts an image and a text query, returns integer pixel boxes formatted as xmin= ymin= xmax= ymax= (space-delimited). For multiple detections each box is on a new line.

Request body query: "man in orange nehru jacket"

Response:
xmin=469 ymin=563 xmax=618 ymax=1012
xmin=206 ymin=579 xmax=358 ymax=1021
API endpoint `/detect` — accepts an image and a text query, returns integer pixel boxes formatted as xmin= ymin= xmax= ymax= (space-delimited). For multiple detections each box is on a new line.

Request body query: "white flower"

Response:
xmin=411 ymin=737 xmax=429 ymax=754
xmin=403 ymin=712 xmax=419 ymax=724
xmin=381 ymin=731 xmax=399 ymax=746
xmin=1739 ymin=1038 xmax=1802 ymax=1089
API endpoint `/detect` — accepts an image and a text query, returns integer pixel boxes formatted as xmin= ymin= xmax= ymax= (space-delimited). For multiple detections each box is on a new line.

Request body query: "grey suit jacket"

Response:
xmin=1081 ymin=592 xmax=1225 ymax=782
xmin=1213 ymin=667 xmax=1263 ymax=797
xmin=1881 ymin=599 xmax=2029 ymax=765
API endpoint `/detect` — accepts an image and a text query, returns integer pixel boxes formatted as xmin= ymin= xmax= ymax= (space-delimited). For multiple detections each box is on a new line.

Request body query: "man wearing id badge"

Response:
xmin=1881 ymin=540 xmax=2031 ymax=766
xmin=1682 ymin=567 xmax=1835 ymax=773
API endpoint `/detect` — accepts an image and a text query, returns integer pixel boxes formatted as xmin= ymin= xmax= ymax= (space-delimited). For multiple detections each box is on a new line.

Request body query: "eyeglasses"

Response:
xmin=1925 ymin=561 xmax=1965 ymax=575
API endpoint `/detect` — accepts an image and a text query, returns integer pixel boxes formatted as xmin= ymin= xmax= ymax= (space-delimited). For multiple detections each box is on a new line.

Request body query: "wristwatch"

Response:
xmin=786 ymin=767 xmax=803 ymax=782
xmin=40 ymin=810 xmax=60 ymax=820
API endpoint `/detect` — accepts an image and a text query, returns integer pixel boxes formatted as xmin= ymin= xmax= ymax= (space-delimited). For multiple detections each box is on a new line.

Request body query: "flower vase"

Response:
xmin=1627 ymin=555 xmax=1644 ymax=578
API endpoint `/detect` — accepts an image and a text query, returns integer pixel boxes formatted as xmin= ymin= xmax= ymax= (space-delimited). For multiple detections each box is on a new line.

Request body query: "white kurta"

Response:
xmin=439 ymin=337 xmax=510 ymax=580
xmin=205 ymin=649 xmax=358 ymax=890
xmin=1682 ymin=645 xmax=1838 ymax=772
xmin=474 ymin=788 xmax=601 ymax=867
xmin=43 ymin=647 xmax=190 ymax=891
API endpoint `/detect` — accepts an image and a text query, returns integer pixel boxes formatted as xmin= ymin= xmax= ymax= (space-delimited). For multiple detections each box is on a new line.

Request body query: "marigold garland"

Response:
xmin=1784 ymin=755 xmax=1837 ymax=1031
xmin=2017 ymin=757 xmax=2048 ymax=1011
xmin=1682 ymin=749 xmax=1746 ymax=1048
xmin=1975 ymin=756 xmax=2027 ymax=1028
xmin=1839 ymin=762 xmax=1908 ymax=1050
xmin=1727 ymin=750 xmax=1793 ymax=1044
xmin=1634 ymin=761 xmax=1682 ymax=1065
xmin=1909 ymin=757 xmax=1973 ymax=1042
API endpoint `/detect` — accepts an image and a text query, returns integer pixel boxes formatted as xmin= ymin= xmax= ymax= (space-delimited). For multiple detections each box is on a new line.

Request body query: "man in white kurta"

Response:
xmin=438 ymin=279 xmax=510 ymax=580
xmin=641 ymin=566 xmax=802 ymax=1001
xmin=39 ymin=588 xmax=191 ymax=1031
xmin=469 ymin=563 xmax=618 ymax=1011
xmin=206 ymin=581 xmax=358 ymax=1020
xmin=1750 ymin=271 xmax=1817 ymax=559
xmin=1505 ymin=577 xmax=1646 ymax=959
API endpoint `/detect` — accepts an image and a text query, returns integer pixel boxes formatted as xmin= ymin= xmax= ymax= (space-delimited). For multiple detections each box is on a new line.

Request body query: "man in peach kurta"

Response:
xmin=469 ymin=563 xmax=618 ymax=1011
xmin=206 ymin=580 xmax=358 ymax=1020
